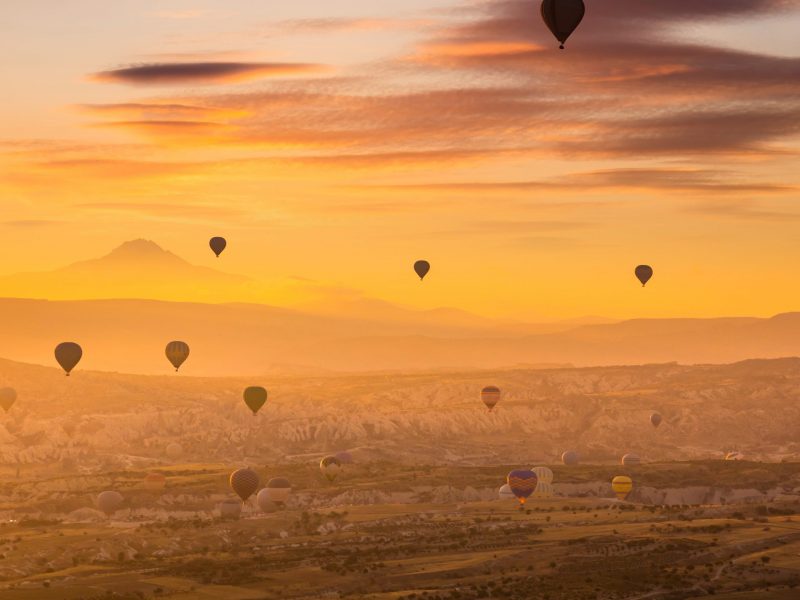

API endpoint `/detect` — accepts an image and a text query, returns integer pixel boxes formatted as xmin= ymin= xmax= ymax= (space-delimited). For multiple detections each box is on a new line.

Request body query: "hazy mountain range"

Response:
xmin=0 ymin=240 xmax=798 ymax=375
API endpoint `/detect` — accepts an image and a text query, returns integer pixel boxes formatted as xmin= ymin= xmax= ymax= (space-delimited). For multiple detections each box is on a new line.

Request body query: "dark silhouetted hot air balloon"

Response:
xmin=481 ymin=386 xmax=501 ymax=411
xmin=635 ymin=265 xmax=653 ymax=287
xmin=561 ymin=450 xmax=579 ymax=466
xmin=97 ymin=491 xmax=123 ymax=516
xmin=209 ymin=236 xmax=227 ymax=257
xmin=621 ymin=453 xmax=641 ymax=467
xmin=320 ymin=455 xmax=342 ymax=482
xmin=414 ymin=260 xmax=430 ymax=281
xmin=265 ymin=477 xmax=291 ymax=504
xmin=55 ymin=342 xmax=82 ymax=376
xmin=230 ymin=468 xmax=260 ymax=502
xmin=507 ymin=469 xmax=538 ymax=505
xmin=541 ymin=0 xmax=585 ymax=49
xmin=165 ymin=341 xmax=190 ymax=372
xmin=0 ymin=387 xmax=16 ymax=412
xmin=243 ymin=386 xmax=267 ymax=415
xmin=219 ymin=499 xmax=242 ymax=519
xmin=611 ymin=475 xmax=633 ymax=501
xmin=650 ymin=412 xmax=662 ymax=428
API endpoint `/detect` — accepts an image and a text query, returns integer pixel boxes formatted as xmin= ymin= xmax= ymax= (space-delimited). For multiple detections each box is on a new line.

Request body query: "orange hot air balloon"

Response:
xmin=55 ymin=342 xmax=82 ymax=376
xmin=97 ymin=491 xmax=124 ymax=516
xmin=165 ymin=341 xmax=190 ymax=372
xmin=209 ymin=236 xmax=227 ymax=257
xmin=650 ymin=412 xmax=663 ymax=428
xmin=481 ymin=386 xmax=501 ymax=411
xmin=230 ymin=468 xmax=259 ymax=502
xmin=0 ymin=387 xmax=17 ymax=412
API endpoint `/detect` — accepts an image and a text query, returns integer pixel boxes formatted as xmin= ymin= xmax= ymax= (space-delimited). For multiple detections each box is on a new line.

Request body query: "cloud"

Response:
xmin=278 ymin=18 xmax=432 ymax=33
xmin=1 ymin=219 xmax=61 ymax=228
xmin=77 ymin=103 xmax=245 ymax=119
xmin=76 ymin=202 xmax=245 ymax=219
xmin=91 ymin=62 xmax=327 ymax=85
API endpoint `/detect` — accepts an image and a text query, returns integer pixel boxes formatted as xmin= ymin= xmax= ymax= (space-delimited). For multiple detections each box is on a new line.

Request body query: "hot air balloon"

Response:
xmin=209 ymin=236 xmax=227 ymax=258
xmin=230 ymin=468 xmax=260 ymax=502
xmin=265 ymin=477 xmax=291 ymax=504
xmin=0 ymin=387 xmax=16 ymax=412
xmin=55 ymin=342 xmax=82 ymax=376
xmin=96 ymin=491 xmax=123 ymax=516
xmin=533 ymin=481 xmax=554 ymax=499
xmin=256 ymin=489 xmax=279 ymax=514
xmin=561 ymin=450 xmax=579 ymax=466
xmin=481 ymin=386 xmax=501 ymax=412
xmin=219 ymin=499 xmax=242 ymax=519
xmin=611 ymin=476 xmax=633 ymax=501
xmin=243 ymin=386 xmax=267 ymax=415
xmin=507 ymin=469 xmax=538 ymax=505
xmin=635 ymin=265 xmax=653 ymax=287
xmin=414 ymin=260 xmax=430 ymax=281
xmin=335 ymin=451 xmax=354 ymax=464
xmin=165 ymin=443 xmax=183 ymax=460
xmin=621 ymin=453 xmax=641 ymax=467
xmin=650 ymin=412 xmax=663 ymax=428
xmin=165 ymin=341 xmax=190 ymax=372
xmin=320 ymin=455 xmax=342 ymax=482
xmin=144 ymin=473 xmax=166 ymax=491
xmin=498 ymin=483 xmax=516 ymax=501
xmin=540 ymin=0 xmax=585 ymax=49
xmin=532 ymin=466 xmax=554 ymax=484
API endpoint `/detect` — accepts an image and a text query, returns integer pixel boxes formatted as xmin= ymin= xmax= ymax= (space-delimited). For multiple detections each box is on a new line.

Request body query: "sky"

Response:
xmin=1 ymin=0 xmax=799 ymax=321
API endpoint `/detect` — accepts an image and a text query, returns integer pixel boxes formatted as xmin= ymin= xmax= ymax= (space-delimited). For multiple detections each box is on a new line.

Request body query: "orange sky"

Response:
xmin=1 ymin=1 xmax=799 ymax=320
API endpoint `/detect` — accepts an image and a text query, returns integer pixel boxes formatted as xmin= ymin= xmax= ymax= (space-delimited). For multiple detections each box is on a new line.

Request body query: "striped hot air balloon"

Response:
xmin=621 ymin=453 xmax=641 ymax=467
xmin=165 ymin=341 xmax=190 ymax=372
xmin=533 ymin=481 xmax=554 ymax=499
xmin=507 ymin=470 xmax=538 ymax=505
xmin=532 ymin=466 xmax=554 ymax=484
xmin=611 ymin=476 xmax=633 ymax=501
xmin=481 ymin=386 xmax=501 ymax=411
xmin=230 ymin=468 xmax=260 ymax=502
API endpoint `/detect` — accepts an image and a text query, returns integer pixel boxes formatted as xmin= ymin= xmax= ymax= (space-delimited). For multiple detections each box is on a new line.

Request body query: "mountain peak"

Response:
xmin=102 ymin=239 xmax=186 ymax=264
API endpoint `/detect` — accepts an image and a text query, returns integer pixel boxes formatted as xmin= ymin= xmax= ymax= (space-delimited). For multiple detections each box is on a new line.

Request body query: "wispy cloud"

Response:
xmin=92 ymin=62 xmax=328 ymax=85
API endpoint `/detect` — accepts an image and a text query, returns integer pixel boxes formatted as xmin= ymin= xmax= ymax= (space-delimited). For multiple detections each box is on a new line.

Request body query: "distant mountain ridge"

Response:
xmin=0 ymin=296 xmax=797 ymax=375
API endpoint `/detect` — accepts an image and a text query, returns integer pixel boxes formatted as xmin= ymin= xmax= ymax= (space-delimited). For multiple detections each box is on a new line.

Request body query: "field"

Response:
xmin=1 ymin=461 xmax=799 ymax=599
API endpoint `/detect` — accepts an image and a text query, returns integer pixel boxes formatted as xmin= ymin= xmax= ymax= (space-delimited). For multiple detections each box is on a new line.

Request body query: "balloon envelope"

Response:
xmin=165 ymin=443 xmax=183 ymax=460
xmin=265 ymin=477 xmax=291 ymax=504
xmin=498 ymin=483 xmax=516 ymax=501
xmin=414 ymin=260 xmax=430 ymax=280
xmin=561 ymin=450 xmax=580 ymax=466
xmin=540 ymin=0 xmax=585 ymax=49
xmin=209 ymin=236 xmax=227 ymax=257
xmin=481 ymin=386 xmax=501 ymax=411
xmin=650 ymin=412 xmax=663 ymax=428
xmin=534 ymin=481 xmax=554 ymax=499
xmin=611 ymin=476 xmax=633 ymax=501
xmin=230 ymin=468 xmax=260 ymax=502
xmin=621 ymin=453 xmax=641 ymax=467
xmin=257 ymin=489 xmax=280 ymax=513
xmin=320 ymin=455 xmax=342 ymax=482
xmin=55 ymin=342 xmax=82 ymax=376
xmin=507 ymin=469 xmax=538 ymax=505
xmin=97 ymin=491 xmax=123 ymax=516
xmin=165 ymin=341 xmax=190 ymax=371
xmin=243 ymin=386 xmax=267 ymax=415
xmin=635 ymin=265 xmax=653 ymax=287
xmin=532 ymin=466 xmax=554 ymax=484
xmin=0 ymin=387 xmax=16 ymax=412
